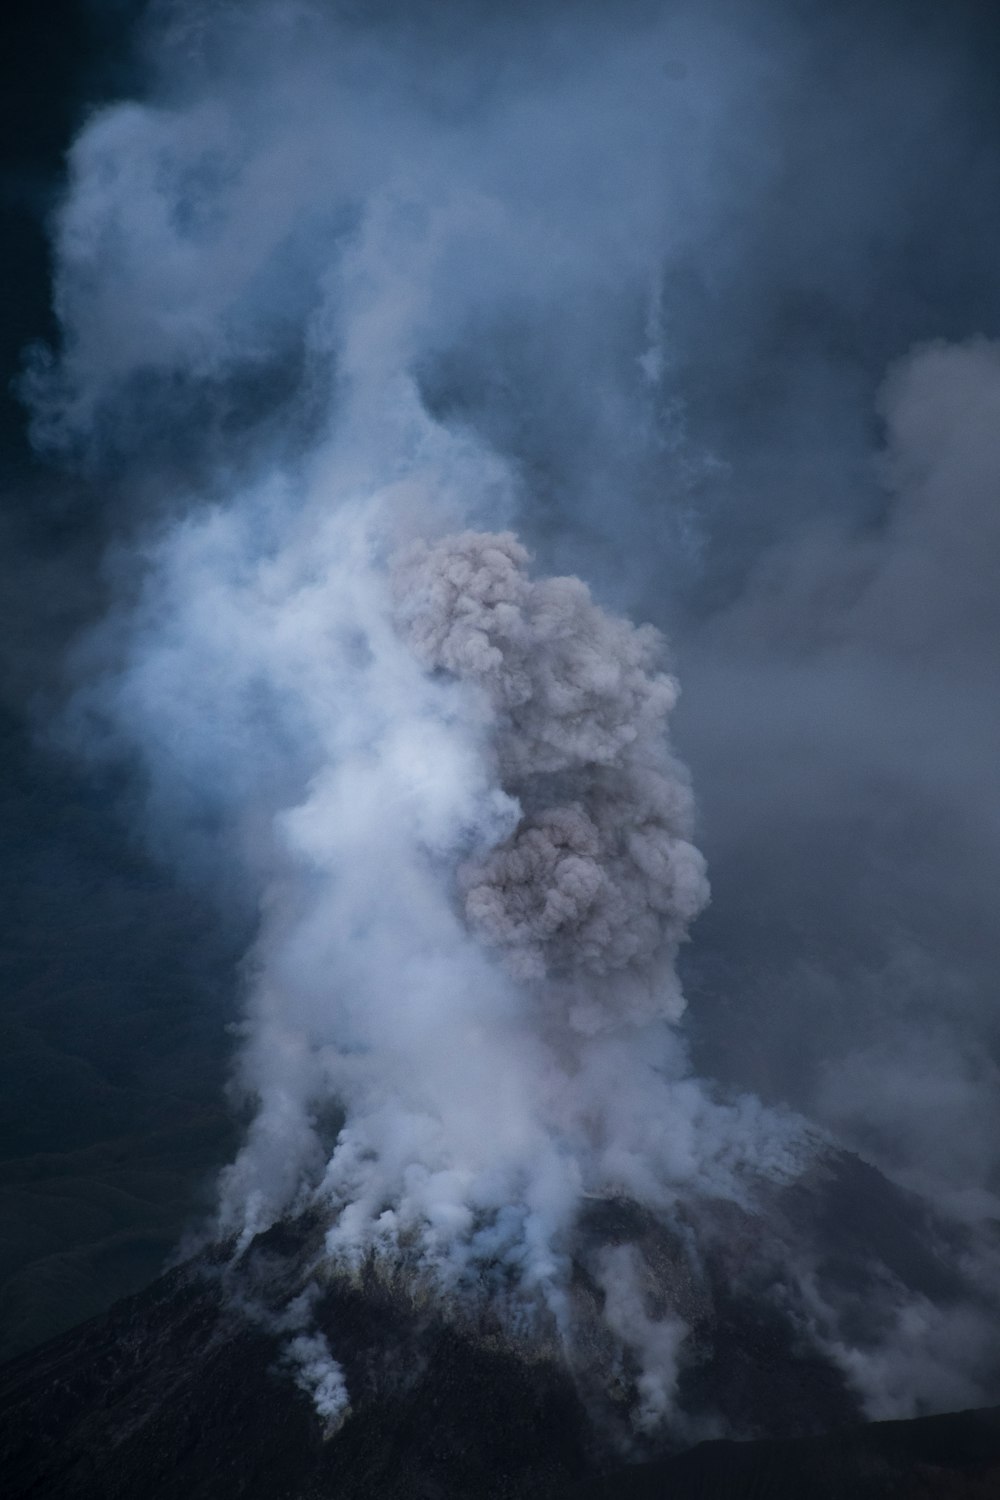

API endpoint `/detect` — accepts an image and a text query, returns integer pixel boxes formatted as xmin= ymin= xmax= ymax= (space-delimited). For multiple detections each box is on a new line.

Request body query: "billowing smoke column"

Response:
xmin=197 ymin=496 xmax=786 ymax=1269
xmin=393 ymin=530 xmax=709 ymax=1030
xmin=198 ymin=503 xmax=796 ymax=1428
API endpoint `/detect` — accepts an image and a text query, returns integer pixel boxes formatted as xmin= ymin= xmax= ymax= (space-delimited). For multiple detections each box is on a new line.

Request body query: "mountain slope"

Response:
xmin=3 ymin=1149 xmax=998 ymax=1499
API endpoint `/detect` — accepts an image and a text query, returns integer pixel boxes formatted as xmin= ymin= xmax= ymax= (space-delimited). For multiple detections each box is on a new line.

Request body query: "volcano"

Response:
xmin=4 ymin=1146 xmax=999 ymax=1500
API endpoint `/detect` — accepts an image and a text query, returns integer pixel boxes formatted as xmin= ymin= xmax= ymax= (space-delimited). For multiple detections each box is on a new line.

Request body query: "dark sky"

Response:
xmin=3 ymin=0 xmax=1000 ymax=1362
xmin=0 ymin=2 xmax=243 ymax=1359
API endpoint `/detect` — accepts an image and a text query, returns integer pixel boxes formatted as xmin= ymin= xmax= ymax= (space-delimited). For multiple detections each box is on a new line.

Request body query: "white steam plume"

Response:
xmin=63 ymin=412 xmax=807 ymax=1421
xmin=200 ymin=495 xmax=789 ymax=1271
xmin=596 ymin=1244 xmax=689 ymax=1433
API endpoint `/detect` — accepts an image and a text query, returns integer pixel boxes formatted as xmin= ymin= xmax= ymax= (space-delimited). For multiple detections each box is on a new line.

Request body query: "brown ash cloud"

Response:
xmin=394 ymin=531 xmax=709 ymax=1030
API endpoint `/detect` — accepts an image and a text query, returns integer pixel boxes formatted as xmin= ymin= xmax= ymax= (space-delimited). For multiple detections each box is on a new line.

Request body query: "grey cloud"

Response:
xmin=678 ymin=338 xmax=1000 ymax=1214
xmin=394 ymin=530 xmax=708 ymax=1027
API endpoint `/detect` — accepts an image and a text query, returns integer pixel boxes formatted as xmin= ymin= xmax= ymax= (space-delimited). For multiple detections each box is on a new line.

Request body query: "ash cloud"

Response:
xmin=393 ymin=530 xmax=708 ymax=1028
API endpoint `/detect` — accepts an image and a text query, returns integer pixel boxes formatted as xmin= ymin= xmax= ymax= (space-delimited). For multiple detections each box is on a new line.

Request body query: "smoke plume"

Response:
xmin=18 ymin=0 xmax=1000 ymax=1434
xmin=393 ymin=530 xmax=708 ymax=1029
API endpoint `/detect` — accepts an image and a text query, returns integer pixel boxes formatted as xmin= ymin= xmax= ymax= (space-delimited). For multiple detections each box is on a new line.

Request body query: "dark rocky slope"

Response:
xmin=572 ymin=1406 xmax=1000 ymax=1499
xmin=2 ymin=1150 xmax=998 ymax=1499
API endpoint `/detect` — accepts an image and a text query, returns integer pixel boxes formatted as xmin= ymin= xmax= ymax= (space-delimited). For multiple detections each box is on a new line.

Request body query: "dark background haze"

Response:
xmin=3 ymin=0 xmax=1000 ymax=1360
xmin=0 ymin=1 xmax=243 ymax=1359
